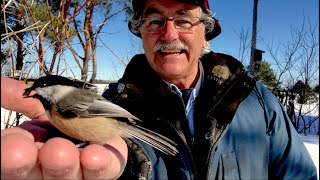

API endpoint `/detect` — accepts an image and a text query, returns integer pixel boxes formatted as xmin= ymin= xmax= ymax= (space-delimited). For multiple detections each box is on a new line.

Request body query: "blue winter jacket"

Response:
xmin=103 ymin=52 xmax=317 ymax=179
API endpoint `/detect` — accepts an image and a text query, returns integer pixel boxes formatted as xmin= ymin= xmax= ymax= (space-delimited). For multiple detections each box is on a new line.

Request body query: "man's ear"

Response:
xmin=203 ymin=40 xmax=208 ymax=48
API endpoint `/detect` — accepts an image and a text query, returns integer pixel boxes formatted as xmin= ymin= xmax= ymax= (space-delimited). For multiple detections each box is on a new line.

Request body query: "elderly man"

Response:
xmin=1 ymin=0 xmax=317 ymax=179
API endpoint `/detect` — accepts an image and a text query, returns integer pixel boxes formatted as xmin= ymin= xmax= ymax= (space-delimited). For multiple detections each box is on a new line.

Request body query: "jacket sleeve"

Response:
xmin=102 ymin=82 xmax=118 ymax=101
xmin=256 ymin=83 xmax=317 ymax=179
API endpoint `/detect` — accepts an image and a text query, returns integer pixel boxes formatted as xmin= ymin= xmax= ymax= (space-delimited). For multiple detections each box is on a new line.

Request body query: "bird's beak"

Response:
xmin=23 ymin=87 xmax=35 ymax=97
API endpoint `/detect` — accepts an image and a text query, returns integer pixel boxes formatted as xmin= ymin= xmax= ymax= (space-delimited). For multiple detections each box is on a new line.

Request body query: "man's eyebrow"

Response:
xmin=176 ymin=9 xmax=192 ymax=16
xmin=144 ymin=7 xmax=161 ymax=16
xmin=144 ymin=8 xmax=194 ymax=16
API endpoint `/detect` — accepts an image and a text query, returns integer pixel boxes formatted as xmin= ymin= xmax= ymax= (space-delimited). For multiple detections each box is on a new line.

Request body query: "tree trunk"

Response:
xmin=82 ymin=0 xmax=94 ymax=81
xmin=90 ymin=40 xmax=97 ymax=83
xmin=49 ymin=0 xmax=72 ymax=74
xmin=38 ymin=30 xmax=47 ymax=75
xmin=15 ymin=9 xmax=24 ymax=71
xmin=249 ymin=0 xmax=258 ymax=74
xmin=89 ymin=16 xmax=96 ymax=83
xmin=50 ymin=44 xmax=60 ymax=74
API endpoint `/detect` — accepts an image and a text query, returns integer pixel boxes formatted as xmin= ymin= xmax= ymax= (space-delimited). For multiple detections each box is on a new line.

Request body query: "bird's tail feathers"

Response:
xmin=120 ymin=124 xmax=178 ymax=156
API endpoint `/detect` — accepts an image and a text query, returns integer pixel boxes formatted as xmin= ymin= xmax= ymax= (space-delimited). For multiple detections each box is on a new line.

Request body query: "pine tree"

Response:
xmin=252 ymin=61 xmax=277 ymax=90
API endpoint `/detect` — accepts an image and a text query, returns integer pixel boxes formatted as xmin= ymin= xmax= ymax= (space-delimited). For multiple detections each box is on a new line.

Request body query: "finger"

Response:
xmin=18 ymin=121 xmax=50 ymax=142
xmin=81 ymin=137 xmax=128 ymax=179
xmin=2 ymin=120 xmax=52 ymax=142
xmin=18 ymin=120 xmax=83 ymax=144
xmin=28 ymin=119 xmax=53 ymax=128
xmin=1 ymin=133 xmax=42 ymax=179
xmin=1 ymin=127 xmax=35 ymax=141
xmin=38 ymin=137 xmax=82 ymax=179
xmin=1 ymin=76 xmax=48 ymax=120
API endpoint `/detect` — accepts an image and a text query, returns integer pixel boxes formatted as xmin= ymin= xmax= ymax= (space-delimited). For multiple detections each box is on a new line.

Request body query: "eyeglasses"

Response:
xmin=140 ymin=16 xmax=204 ymax=34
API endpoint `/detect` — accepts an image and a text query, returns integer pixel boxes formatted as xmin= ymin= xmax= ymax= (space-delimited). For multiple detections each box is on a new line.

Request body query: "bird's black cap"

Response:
xmin=23 ymin=75 xmax=79 ymax=97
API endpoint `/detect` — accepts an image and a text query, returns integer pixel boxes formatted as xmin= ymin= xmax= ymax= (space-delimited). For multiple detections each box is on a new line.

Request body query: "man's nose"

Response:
xmin=160 ymin=20 xmax=179 ymax=42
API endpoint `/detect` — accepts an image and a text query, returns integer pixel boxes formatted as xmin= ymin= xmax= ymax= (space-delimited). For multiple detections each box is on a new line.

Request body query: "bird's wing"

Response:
xmin=57 ymin=91 xmax=140 ymax=121
xmin=86 ymin=98 xmax=140 ymax=121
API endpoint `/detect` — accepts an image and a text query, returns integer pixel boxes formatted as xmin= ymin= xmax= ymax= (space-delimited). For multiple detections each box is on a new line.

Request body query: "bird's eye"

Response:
xmin=43 ymin=83 xmax=47 ymax=87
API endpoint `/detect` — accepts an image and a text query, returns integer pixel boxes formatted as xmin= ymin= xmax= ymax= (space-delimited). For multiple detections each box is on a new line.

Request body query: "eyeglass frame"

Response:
xmin=140 ymin=16 xmax=204 ymax=34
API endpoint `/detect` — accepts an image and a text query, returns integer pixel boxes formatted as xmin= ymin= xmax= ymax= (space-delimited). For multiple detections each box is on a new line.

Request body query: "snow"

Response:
xmin=1 ymin=84 xmax=319 ymax=178
xmin=1 ymin=107 xmax=30 ymax=129
xmin=300 ymin=135 xmax=319 ymax=179
xmin=93 ymin=84 xmax=109 ymax=95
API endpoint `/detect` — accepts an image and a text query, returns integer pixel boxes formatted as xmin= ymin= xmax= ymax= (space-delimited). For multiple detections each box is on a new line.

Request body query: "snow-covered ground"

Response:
xmin=300 ymin=135 xmax=319 ymax=179
xmin=1 ymin=83 xmax=319 ymax=178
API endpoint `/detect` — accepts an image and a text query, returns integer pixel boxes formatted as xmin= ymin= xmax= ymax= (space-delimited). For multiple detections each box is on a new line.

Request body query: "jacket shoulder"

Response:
xmin=201 ymin=52 xmax=245 ymax=73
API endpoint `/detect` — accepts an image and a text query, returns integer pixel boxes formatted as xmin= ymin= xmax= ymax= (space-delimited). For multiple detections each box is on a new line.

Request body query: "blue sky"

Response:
xmin=90 ymin=0 xmax=319 ymax=81
xmin=212 ymin=0 xmax=319 ymax=56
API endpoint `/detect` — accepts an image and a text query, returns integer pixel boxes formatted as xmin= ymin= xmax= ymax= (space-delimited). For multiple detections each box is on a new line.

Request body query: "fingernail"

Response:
xmin=83 ymin=168 xmax=105 ymax=176
xmin=2 ymin=166 xmax=30 ymax=178
xmin=44 ymin=167 xmax=71 ymax=176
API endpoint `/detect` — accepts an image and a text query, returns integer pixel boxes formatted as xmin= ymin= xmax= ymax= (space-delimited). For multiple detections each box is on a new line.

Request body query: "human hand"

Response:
xmin=1 ymin=120 xmax=128 ymax=179
xmin=1 ymin=76 xmax=128 ymax=179
xmin=1 ymin=76 xmax=47 ymax=120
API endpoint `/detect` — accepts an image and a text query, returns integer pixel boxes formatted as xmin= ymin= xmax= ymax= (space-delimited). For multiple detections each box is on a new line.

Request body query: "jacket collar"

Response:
xmin=117 ymin=51 xmax=254 ymax=98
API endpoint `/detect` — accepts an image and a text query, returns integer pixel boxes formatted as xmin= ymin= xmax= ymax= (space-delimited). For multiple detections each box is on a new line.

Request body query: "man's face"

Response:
xmin=140 ymin=0 xmax=207 ymax=86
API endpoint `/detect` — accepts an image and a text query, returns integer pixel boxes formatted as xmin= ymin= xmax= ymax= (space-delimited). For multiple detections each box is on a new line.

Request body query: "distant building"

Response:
xmin=254 ymin=49 xmax=265 ymax=62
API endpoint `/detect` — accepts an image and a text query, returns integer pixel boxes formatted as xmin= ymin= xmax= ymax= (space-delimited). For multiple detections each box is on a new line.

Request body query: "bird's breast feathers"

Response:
xmin=50 ymin=105 xmax=123 ymax=142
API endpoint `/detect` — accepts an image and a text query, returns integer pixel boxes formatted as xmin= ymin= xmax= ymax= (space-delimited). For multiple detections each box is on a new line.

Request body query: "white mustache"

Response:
xmin=153 ymin=41 xmax=190 ymax=53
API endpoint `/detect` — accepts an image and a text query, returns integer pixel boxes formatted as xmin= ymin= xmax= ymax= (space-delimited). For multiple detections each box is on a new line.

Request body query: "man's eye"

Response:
xmin=175 ymin=19 xmax=192 ymax=28
xmin=149 ymin=19 xmax=162 ymax=25
xmin=176 ymin=19 xmax=191 ymax=24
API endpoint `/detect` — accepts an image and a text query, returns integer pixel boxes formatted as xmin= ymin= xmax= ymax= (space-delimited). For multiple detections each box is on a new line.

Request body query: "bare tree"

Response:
xmin=49 ymin=0 xmax=73 ymax=74
xmin=89 ymin=2 xmax=129 ymax=82
xmin=235 ymin=27 xmax=251 ymax=63
xmin=295 ymin=18 xmax=319 ymax=135
xmin=70 ymin=0 xmax=129 ymax=81
xmin=1 ymin=0 xmax=131 ymax=128
xmin=14 ymin=5 xmax=24 ymax=71
xmin=264 ymin=27 xmax=304 ymax=89
xmin=2 ymin=1 xmax=29 ymax=74
xmin=265 ymin=17 xmax=319 ymax=135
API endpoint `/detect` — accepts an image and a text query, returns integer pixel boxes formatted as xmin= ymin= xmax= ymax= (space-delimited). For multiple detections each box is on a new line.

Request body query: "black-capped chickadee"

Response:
xmin=23 ymin=75 xmax=178 ymax=155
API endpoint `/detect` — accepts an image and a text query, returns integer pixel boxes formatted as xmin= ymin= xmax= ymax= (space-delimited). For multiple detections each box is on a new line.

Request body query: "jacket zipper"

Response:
xmin=205 ymin=125 xmax=230 ymax=180
xmin=166 ymin=121 xmax=198 ymax=178
xmin=204 ymin=76 xmax=242 ymax=180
